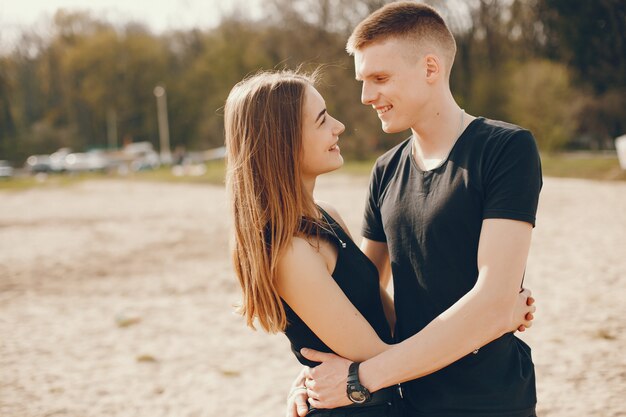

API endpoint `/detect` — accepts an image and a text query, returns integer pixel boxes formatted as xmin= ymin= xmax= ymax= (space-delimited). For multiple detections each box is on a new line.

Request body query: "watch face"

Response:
xmin=348 ymin=388 xmax=366 ymax=403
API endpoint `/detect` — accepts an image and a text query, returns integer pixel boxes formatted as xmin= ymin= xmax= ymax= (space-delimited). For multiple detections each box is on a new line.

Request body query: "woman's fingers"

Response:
xmin=517 ymin=294 xmax=537 ymax=332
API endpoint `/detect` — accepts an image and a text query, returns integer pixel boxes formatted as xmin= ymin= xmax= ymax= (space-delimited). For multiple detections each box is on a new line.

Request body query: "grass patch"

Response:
xmin=136 ymin=354 xmax=158 ymax=363
xmin=0 ymin=171 xmax=111 ymax=191
xmin=340 ymin=159 xmax=377 ymax=176
xmin=131 ymin=160 xmax=225 ymax=185
xmin=0 ymin=160 xmax=226 ymax=192
xmin=540 ymin=153 xmax=626 ymax=181
xmin=1 ymin=154 xmax=623 ymax=192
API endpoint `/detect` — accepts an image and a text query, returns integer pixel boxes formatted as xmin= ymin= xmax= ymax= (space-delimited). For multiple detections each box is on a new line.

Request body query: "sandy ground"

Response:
xmin=0 ymin=174 xmax=624 ymax=417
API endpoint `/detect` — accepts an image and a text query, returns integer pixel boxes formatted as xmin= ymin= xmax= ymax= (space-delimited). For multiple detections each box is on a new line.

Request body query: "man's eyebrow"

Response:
xmin=357 ymin=71 xmax=385 ymax=81
xmin=315 ymin=108 xmax=327 ymax=123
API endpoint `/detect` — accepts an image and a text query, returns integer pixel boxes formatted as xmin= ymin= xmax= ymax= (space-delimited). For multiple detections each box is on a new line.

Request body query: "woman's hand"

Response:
xmin=286 ymin=367 xmax=310 ymax=417
xmin=514 ymin=288 xmax=536 ymax=332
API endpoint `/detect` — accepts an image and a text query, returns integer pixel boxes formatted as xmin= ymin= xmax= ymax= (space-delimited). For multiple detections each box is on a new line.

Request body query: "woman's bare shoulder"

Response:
xmin=316 ymin=200 xmax=352 ymax=239
xmin=276 ymin=236 xmax=322 ymax=273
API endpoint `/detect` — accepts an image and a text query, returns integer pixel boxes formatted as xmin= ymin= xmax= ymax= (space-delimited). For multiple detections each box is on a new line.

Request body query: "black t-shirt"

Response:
xmin=283 ymin=207 xmax=393 ymax=367
xmin=362 ymin=117 xmax=542 ymax=417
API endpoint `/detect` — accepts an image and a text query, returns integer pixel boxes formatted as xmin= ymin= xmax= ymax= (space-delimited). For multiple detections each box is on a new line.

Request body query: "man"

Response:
xmin=288 ymin=2 xmax=542 ymax=417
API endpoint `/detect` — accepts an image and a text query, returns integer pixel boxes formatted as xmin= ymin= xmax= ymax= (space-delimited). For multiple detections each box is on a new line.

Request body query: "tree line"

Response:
xmin=0 ymin=0 xmax=624 ymax=164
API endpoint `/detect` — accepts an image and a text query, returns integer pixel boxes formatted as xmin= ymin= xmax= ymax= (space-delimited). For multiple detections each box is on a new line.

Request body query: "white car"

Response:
xmin=63 ymin=151 xmax=110 ymax=172
xmin=25 ymin=155 xmax=52 ymax=173
xmin=26 ymin=148 xmax=72 ymax=173
xmin=0 ymin=160 xmax=13 ymax=178
xmin=123 ymin=142 xmax=160 ymax=171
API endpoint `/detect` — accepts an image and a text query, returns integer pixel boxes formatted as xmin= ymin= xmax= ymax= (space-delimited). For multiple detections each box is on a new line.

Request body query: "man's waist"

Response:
xmin=399 ymin=364 xmax=536 ymax=416
xmin=401 ymin=403 xmax=536 ymax=417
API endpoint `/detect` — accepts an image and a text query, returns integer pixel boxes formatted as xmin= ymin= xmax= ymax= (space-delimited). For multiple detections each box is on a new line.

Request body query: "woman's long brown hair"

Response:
xmin=224 ymin=70 xmax=320 ymax=333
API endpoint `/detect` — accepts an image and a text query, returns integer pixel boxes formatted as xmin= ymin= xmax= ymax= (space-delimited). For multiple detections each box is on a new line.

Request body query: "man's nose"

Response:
xmin=361 ymin=82 xmax=376 ymax=105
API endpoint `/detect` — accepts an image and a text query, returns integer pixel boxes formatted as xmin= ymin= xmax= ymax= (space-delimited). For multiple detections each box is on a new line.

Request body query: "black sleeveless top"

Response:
xmin=282 ymin=207 xmax=393 ymax=367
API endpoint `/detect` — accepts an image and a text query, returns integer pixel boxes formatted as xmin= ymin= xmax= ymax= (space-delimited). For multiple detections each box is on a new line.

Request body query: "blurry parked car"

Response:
xmin=25 ymin=155 xmax=53 ymax=173
xmin=122 ymin=142 xmax=160 ymax=171
xmin=49 ymin=148 xmax=72 ymax=172
xmin=25 ymin=148 xmax=72 ymax=173
xmin=203 ymin=146 xmax=226 ymax=161
xmin=63 ymin=151 xmax=111 ymax=172
xmin=0 ymin=160 xmax=14 ymax=178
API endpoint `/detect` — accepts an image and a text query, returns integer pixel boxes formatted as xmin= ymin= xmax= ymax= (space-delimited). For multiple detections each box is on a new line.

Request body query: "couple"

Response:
xmin=225 ymin=2 xmax=541 ymax=417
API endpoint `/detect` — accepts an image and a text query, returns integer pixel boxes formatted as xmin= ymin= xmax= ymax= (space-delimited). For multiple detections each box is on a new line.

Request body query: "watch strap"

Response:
xmin=347 ymin=362 xmax=361 ymax=385
xmin=346 ymin=362 xmax=371 ymax=404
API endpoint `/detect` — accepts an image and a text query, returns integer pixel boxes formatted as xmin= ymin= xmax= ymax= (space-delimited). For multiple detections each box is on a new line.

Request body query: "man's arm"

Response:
xmin=360 ymin=238 xmax=392 ymax=288
xmin=378 ymin=284 xmax=395 ymax=333
xmin=361 ymin=238 xmax=395 ymax=329
xmin=360 ymin=218 xmax=533 ymax=389
xmin=303 ymin=218 xmax=536 ymax=408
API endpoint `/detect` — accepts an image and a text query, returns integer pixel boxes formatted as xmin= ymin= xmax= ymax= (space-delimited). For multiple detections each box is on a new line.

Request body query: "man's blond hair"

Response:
xmin=347 ymin=2 xmax=457 ymax=77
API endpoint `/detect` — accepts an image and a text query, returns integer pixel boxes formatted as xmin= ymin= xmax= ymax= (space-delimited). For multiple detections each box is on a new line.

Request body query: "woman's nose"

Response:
xmin=335 ymin=120 xmax=345 ymax=136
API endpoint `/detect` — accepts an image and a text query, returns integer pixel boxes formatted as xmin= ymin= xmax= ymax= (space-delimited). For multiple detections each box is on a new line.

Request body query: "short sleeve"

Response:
xmin=482 ymin=130 xmax=543 ymax=227
xmin=361 ymin=164 xmax=387 ymax=242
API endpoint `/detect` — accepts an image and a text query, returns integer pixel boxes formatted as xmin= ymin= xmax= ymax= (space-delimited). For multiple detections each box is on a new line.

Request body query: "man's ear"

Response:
xmin=425 ymin=54 xmax=441 ymax=82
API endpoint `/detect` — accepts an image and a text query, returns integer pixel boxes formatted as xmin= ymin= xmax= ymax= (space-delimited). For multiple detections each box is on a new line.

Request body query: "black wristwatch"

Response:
xmin=346 ymin=362 xmax=371 ymax=404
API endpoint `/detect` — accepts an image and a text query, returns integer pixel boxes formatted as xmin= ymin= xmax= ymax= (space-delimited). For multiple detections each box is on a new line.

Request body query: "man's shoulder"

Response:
xmin=373 ymin=136 xmax=412 ymax=170
xmin=465 ymin=118 xmax=538 ymax=160
xmin=473 ymin=117 xmax=533 ymax=143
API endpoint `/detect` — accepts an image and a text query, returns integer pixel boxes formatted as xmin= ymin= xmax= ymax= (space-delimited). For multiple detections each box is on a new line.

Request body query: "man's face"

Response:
xmin=354 ymin=38 xmax=430 ymax=133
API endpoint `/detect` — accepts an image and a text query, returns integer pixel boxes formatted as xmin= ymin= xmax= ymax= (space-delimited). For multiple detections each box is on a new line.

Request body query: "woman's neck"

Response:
xmin=302 ymin=175 xmax=316 ymax=199
xmin=302 ymin=175 xmax=319 ymax=217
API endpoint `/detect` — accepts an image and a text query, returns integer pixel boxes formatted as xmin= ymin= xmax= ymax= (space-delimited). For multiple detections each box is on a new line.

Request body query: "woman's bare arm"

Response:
xmin=276 ymin=237 xmax=391 ymax=362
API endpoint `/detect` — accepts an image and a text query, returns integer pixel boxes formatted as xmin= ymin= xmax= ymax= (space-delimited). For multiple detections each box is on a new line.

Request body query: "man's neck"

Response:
xmin=410 ymin=100 xmax=473 ymax=171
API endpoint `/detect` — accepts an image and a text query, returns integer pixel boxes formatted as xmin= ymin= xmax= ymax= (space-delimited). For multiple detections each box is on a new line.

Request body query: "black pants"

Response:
xmin=306 ymin=400 xmax=404 ymax=417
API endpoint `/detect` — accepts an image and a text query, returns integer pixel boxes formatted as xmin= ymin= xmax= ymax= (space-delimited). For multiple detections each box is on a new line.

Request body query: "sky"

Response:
xmin=0 ymin=0 xmax=263 ymax=51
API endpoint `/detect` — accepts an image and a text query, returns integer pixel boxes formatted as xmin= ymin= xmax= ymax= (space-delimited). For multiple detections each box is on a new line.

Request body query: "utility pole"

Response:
xmin=153 ymin=85 xmax=172 ymax=164
xmin=106 ymin=108 xmax=118 ymax=150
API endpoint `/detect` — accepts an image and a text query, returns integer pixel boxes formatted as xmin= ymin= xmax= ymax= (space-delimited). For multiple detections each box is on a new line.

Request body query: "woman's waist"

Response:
xmin=308 ymin=385 xmax=402 ymax=413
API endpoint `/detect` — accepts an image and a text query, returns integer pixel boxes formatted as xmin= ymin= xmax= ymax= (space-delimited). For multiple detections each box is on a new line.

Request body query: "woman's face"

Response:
xmin=300 ymin=85 xmax=345 ymax=180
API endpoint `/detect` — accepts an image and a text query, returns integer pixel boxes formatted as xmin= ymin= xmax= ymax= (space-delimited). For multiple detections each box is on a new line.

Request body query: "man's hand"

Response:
xmin=300 ymin=349 xmax=352 ymax=409
xmin=296 ymin=289 xmax=535 ymax=414
xmin=285 ymin=367 xmax=310 ymax=417
xmin=515 ymin=288 xmax=536 ymax=332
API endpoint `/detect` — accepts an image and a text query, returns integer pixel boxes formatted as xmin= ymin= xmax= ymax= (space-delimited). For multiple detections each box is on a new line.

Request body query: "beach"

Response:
xmin=1 ymin=174 xmax=624 ymax=416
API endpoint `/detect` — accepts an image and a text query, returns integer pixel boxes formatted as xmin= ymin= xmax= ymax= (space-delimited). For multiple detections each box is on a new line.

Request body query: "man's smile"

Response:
xmin=375 ymin=105 xmax=393 ymax=115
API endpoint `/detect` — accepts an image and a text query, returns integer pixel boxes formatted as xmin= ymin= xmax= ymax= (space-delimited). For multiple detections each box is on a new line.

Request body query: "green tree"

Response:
xmin=538 ymin=0 xmax=626 ymax=146
xmin=539 ymin=0 xmax=626 ymax=93
xmin=0 ymin=57 xmax=17 ymax=158
xmin=506 ymin=60 xmax=581 ymax=151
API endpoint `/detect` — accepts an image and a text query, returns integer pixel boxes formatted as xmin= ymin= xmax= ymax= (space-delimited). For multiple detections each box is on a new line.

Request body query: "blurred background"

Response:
xmin=1 ymin=1 xmax=625 ymax=417
xmin=0 ymin=0 xmax=625 ymax=176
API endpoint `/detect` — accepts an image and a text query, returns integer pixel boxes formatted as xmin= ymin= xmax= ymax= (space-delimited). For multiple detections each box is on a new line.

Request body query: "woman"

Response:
xmin=224 ymin=70 xmax=534 ymax=416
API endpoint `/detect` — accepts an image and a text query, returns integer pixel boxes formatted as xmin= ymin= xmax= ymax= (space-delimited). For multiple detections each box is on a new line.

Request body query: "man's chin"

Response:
xmin=381 ymin=123 xmax=404 ymax=134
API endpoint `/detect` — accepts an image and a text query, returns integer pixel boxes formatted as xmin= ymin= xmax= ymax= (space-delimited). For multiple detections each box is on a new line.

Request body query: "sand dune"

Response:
xmin=0 ymin=174 xmax=624 ymax=416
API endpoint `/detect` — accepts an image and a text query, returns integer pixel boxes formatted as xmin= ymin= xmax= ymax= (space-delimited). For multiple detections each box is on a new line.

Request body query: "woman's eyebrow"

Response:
xmin=315 ymin=108 xmax=327 ymax=123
